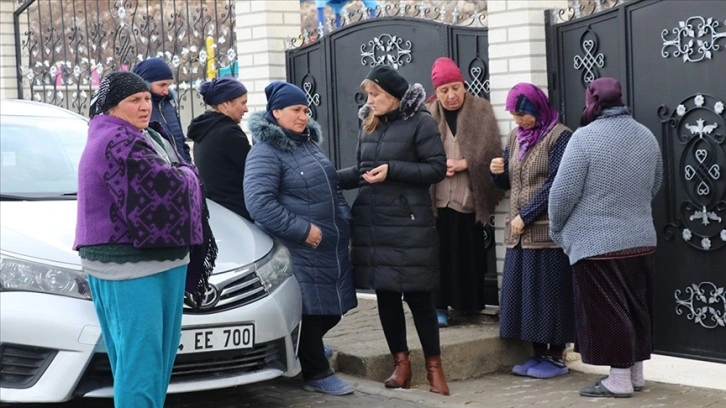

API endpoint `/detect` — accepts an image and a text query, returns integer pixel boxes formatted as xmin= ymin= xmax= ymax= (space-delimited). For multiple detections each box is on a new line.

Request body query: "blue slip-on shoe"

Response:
xmin=302 ymin=374 xmax=355 ymax=396
xmin=526 ymin=358 xmax=569 ymax=379
xmin=512 ymin=356 xmax=541 ymax=376
xmin=579 ymin=381 xmax=632 ymax=398
xmin=324 ymin=344 xmax=334 ymax=360
xmin=436 ymin=310 xmax=449 ymax=327
xmin=595 ymin=375 xmax=643 ymax=392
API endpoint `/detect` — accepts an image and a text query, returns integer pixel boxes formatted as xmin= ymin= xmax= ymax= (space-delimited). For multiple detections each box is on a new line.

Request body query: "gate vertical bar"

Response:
xmin=13 ymin=0 xmax=36 ymax=99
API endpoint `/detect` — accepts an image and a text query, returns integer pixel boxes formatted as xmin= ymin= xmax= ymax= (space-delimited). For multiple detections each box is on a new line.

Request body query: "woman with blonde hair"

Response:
xmin=338 ymin=65 xmax=449 ymax=395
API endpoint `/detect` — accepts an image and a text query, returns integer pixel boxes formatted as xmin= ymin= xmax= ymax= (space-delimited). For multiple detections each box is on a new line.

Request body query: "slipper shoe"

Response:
xmin=580 ymin=382 xmax=632 ymax=398
xmin=526 ymin=359 xmax=568 ymax=379
xmin=512 ymin=357 xmax=540 ymax=376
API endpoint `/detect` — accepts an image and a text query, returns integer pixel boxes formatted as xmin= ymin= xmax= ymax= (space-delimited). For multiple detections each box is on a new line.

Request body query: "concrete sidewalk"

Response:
xmin=324 ymin=294 xmax=726 ymax=405
xmin=325 ymin=294 xmax=529 ymax=385
xmin=340 ymin=370 xmax=726 ymax=408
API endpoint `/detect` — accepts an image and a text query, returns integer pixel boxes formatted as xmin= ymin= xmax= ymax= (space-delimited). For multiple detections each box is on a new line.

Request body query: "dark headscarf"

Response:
xmin=198 ymin=77 xmax=248 ymax=106
xmin=581 ymin=77 xmax=625 ymax=126
xmin=265 ymin=81 xmax=308 ymax=112
xmin=505 ymin=82 xmax=559 ymax=161
xmin=89 ymin=71 xmax=149 ymax=118
xmin=263 ymin=81 xmax=312 ymax=140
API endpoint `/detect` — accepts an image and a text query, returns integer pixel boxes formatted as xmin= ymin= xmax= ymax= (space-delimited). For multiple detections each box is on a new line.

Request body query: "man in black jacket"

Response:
xmin=133 ymin=57 xmax=192 ymax=163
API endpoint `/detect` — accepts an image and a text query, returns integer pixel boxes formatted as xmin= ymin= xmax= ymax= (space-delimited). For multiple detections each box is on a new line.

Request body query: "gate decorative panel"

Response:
xmin=547 ymin=0 xmax=726 ymax=362
xmin=659 ymin=93 xmax=726 ymax=252
xmin=13 ymin=0 xmax=237 ymax=126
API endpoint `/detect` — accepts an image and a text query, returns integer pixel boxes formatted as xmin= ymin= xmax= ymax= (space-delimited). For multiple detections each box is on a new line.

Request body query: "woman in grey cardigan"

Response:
xmin=549 ymin=77 xmax=663 ymax=398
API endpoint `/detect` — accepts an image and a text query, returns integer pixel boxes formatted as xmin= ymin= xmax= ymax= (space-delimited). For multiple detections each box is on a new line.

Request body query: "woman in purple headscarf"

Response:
xmin=489 ymin=83 xmax=575 ymax=379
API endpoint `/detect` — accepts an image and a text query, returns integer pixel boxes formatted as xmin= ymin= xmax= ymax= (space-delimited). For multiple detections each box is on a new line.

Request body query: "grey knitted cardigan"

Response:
xmin=548 ymin=108 xmax=663 ymax=265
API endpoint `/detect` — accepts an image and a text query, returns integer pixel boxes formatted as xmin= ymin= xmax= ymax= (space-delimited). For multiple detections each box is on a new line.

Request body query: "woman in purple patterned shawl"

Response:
xmin=489 ymin=82 xmax=575 ymax=380
xmin=74 ymin=71 xmax=213 ymax=408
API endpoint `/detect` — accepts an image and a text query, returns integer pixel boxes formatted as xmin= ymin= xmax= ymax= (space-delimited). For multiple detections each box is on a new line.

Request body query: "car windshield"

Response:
xmin=0 ymin=114 xmax=86 ymax=199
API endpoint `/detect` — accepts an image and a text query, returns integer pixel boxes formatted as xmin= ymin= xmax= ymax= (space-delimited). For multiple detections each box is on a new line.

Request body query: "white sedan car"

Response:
xmin=0 ymin=99 xmax=302 ymax=403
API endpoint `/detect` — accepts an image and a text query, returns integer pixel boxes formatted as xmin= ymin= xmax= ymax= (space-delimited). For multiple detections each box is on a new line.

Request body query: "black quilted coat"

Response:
xmin=337 ymin=83 xmax=446 ymax=292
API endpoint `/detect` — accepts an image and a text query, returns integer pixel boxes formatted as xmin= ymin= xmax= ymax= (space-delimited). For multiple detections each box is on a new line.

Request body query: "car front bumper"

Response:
xmin=0 ymin=276 xmax=302 ymax=403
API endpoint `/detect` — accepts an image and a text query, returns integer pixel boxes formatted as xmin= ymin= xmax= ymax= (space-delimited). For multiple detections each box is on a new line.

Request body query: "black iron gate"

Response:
xmin=13 ymin=0 xmax=237 ymax=125
xmin=286 ymin=15 xmax=498 ymax=304
xmin=547 ymin=0 xmax=726 ymax=362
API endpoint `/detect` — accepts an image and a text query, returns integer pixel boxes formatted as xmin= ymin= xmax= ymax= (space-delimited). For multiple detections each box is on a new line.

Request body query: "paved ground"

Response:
xmin=5 ymin=295 xmax=726 ymax=407
xmin=7 ymin=370 xmax=726 ymax=408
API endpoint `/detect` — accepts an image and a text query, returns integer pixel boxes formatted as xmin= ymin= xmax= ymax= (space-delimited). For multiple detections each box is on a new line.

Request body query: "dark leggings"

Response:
xmin=376 ymin=290 xmax=441 ymax=357
xmin=298 ymin=314 xmax=341 ymax=380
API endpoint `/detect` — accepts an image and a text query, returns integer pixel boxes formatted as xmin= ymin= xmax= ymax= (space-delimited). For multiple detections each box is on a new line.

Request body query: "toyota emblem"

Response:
xmin=185 ymin=284 xmax=220 ymax=310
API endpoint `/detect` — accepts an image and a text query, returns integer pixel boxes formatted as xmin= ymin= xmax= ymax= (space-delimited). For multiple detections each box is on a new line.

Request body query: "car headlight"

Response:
xmin=0 ymin=253 xmax=91 ymax=300
xmin=255 ymin=242 xmax=294 ymax=292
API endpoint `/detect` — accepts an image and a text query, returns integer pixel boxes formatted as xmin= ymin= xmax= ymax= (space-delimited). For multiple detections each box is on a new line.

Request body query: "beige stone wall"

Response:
xmin=0 ymin=0 xmax=19 ymax=99
xmin=235 ymin=0 xmax=301 ymax=133
xmin=486 ymin=0 xmax=568 ymax=277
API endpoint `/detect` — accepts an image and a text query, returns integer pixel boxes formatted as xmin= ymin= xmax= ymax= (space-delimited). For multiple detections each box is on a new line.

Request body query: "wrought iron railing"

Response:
xmin=13 ymin=0 xmax=237 ymax=124
xmin=551 ymin=0 xmax=628 ymax=24
xmin=290 ymin=0 xmax=488 ymax=49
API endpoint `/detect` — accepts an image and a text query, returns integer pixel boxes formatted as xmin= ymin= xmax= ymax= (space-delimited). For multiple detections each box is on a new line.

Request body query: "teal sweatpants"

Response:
xmin=88 ymin=266 xmax=186 ymax=408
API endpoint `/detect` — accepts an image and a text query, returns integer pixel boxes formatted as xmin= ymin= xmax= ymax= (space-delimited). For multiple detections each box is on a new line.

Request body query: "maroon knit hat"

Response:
xmin=431 ymin=57 xmax=465 ymax=89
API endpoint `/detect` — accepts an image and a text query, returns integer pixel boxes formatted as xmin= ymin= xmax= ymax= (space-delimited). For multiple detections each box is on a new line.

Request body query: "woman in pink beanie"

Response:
xmin=425 ymin=57 xmax=503 ymax=327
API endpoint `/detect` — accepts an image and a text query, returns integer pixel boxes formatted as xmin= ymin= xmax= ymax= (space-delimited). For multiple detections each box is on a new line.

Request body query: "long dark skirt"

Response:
xmin=435 ymin=208 xmax=495 ymax=311
xmin=573 ymin=249 xmax=655 ymax=366
xmin=499 ymin=246 xmax=574 ymax=345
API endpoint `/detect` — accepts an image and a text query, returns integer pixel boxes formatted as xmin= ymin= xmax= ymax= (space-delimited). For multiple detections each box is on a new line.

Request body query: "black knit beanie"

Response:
xmin=366 ymin=65 xmax=409 ymax=99
xmin=89 ymin=71 xmax=150 ymax=118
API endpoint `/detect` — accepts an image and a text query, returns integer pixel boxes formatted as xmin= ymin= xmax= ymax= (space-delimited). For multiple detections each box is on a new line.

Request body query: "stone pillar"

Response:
xmin=235 ymin=0 xmax=301 ymax=126
xmin=486 ymin=0 xmax=568 ymax=279
xmin=0 ymin=0 xmax=19 ymax=99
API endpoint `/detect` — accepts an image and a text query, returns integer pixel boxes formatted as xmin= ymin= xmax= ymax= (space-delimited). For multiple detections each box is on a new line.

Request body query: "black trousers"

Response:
xmin=376 ymin=290 xmax=441 ymax=357
xmin=298 ymin=314 xmax=341 ymax=381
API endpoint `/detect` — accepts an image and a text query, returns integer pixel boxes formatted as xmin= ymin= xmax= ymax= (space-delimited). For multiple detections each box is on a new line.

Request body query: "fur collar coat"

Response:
xmin=427 ymin=93 xmax=504 ymax=224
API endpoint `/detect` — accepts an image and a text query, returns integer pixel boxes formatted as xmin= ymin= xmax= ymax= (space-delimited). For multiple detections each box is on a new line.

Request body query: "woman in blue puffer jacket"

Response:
xmin=244 ymin=81 xmax=357 ymax=396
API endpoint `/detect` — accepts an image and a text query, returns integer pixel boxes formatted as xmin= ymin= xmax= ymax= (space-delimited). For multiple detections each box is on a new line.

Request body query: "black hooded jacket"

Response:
xmin=187 ymin=111 xmax=252 ymax=220
xmin=337 ymin=83 xmax=446 ymax=292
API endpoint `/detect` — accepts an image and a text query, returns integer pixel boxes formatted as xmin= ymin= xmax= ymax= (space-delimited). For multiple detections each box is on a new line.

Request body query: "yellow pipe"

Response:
xmin=206 ymin=36 xmax=216 ymax=79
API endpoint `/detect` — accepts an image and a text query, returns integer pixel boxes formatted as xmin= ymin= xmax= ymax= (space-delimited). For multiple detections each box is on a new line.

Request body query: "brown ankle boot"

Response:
xmin=384 ymin=351 xmax=411 ymax=389
xmin=425 ymin=355 xmax=450 ymax=395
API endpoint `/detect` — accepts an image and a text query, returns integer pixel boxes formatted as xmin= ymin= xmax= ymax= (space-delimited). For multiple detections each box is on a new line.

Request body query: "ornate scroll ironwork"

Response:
xmin=14 ymin=0 xmax=237 ymax=118
xmin=301 ymin=72 xmax=321 ymax=120
xmin=661 ymin=16 xmax=726 ymax=63
xmin=573 ymin=27 xmax=605 ymax=86
xmin=551 ymin=0 xmax=625 ymax=24
xmin=659 ymin=93 xmax=726 ymax=251
xmin=464 ymin=57 xmax=490 ymax=98
xmin=360 ymin=34 xmax=413 ymax=69
xmin=675 ymin=282 xmax=726 ymax=329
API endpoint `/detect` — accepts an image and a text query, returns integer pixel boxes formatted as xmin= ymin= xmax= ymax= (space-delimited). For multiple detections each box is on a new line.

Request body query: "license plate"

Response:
xmin=178 ymin=324 xmax=254 ymax=354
